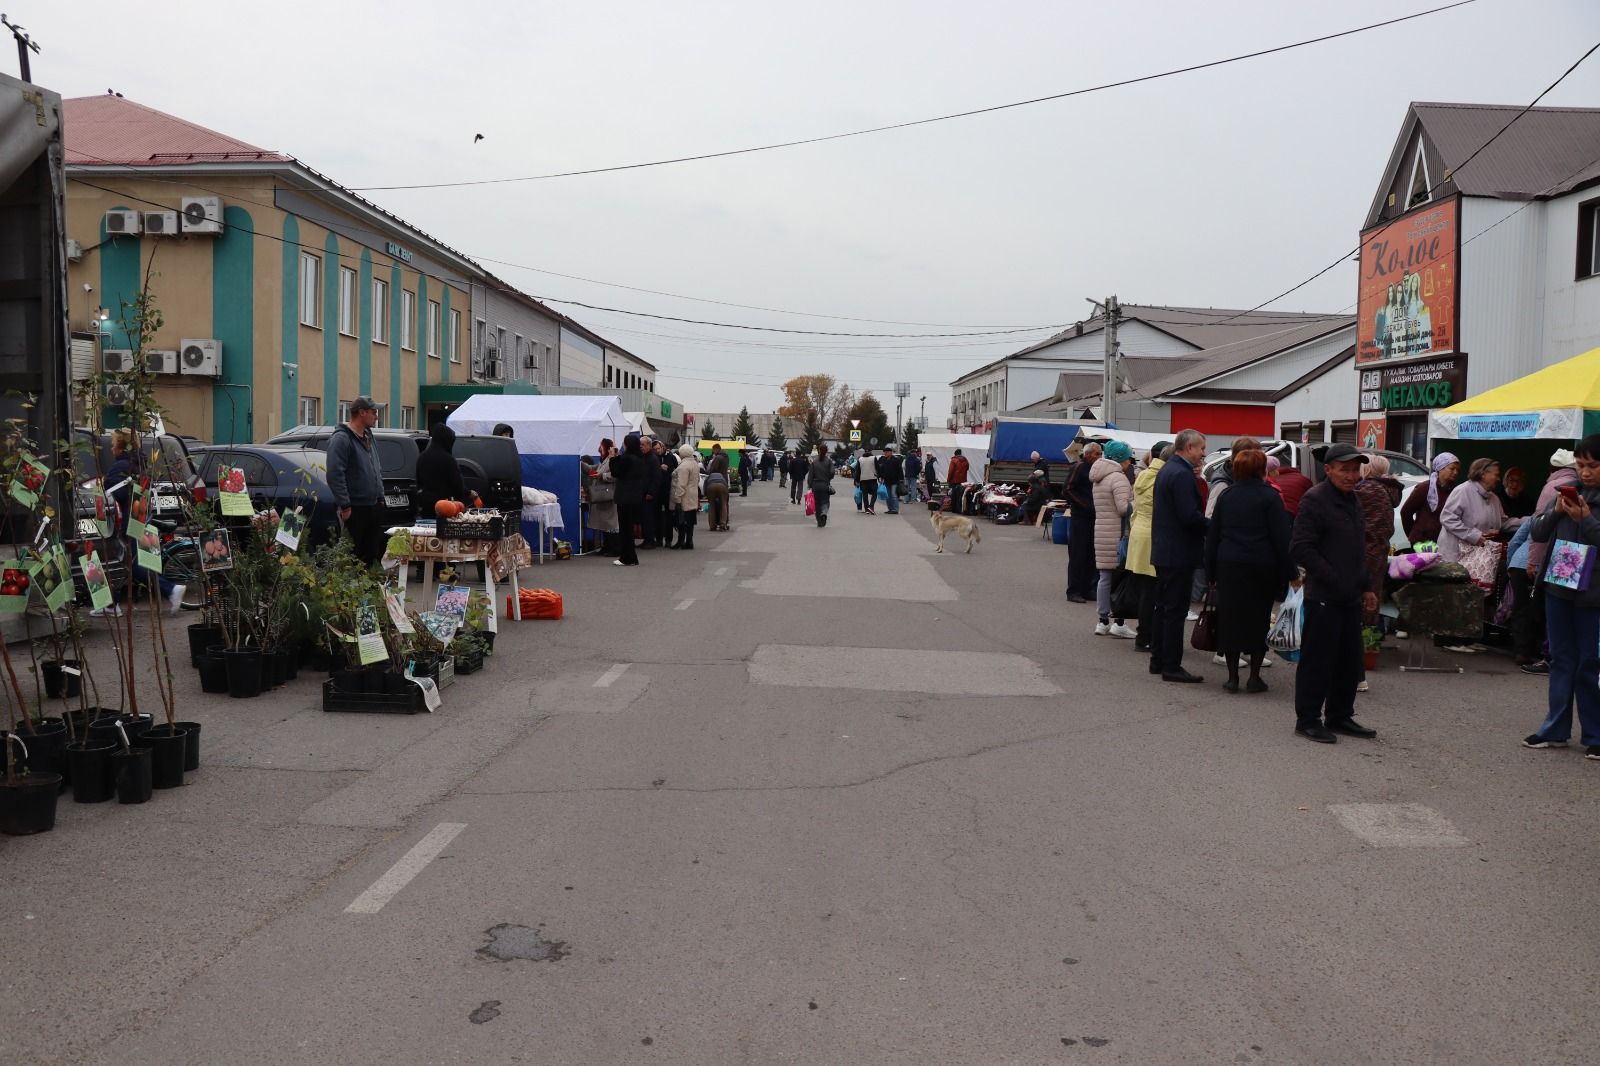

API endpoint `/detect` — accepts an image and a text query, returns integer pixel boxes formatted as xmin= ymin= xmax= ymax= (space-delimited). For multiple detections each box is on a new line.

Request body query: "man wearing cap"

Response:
xmin=326 ymin=396 xmax=386 ymax=567
xmin=879 ymin=445 xmax=904 ymax=515
xmin=1290 ymin=442 xmax=1379 ymax=743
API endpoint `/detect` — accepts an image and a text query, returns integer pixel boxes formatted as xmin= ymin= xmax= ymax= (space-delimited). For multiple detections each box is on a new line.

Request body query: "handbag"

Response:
xmin=1189 ymin=588 xmax=1219 ymax=652
xmin=1543 ymin=538 xmax=1594 ymax=591
xmin=1459 ymin=540 xmax=1504 ymax=590
xmin=804 ymin=490 xmax=816 ymax=517
xmin=587 ymin=478 xmax=616 ymax=504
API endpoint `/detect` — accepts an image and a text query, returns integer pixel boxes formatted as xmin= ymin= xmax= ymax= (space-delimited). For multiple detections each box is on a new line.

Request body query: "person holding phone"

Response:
xmin=1524 ymin=436 xmax=1600 ymax=760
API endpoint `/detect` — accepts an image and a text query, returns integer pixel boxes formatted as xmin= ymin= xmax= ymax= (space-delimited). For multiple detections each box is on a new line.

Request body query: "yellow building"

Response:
xmin=64 ymin=94 xmax=473 ymax=443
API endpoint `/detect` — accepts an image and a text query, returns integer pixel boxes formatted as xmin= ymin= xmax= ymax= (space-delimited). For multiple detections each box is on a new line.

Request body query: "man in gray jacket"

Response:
xmin=325 ymin=396 xmax=386 ymax=566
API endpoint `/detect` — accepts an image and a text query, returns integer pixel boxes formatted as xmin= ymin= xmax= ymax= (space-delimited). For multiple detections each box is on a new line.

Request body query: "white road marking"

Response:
xmin=593 ymin=663 xmax=630 ymax=688
xmin=1328 ymin=803 xmax=1469 ymax=847
xmin=715 ymin=568 xmax=730 ymax=576
xmin=675 ymin=599 xmax=694 ymax=611
xmin=344 ymin=822 xmax=466 ymax=914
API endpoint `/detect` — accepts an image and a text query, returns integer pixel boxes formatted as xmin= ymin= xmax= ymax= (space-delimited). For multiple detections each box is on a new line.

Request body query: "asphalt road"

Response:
xmin=3 ymin=479 xmax=1597 ymax=1065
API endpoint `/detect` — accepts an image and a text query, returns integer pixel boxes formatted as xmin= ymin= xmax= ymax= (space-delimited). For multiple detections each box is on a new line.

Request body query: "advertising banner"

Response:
xmin=1358 ymin=356 xmax=1468 ymax=415
xmin=1358 ymin=418 xmax=1387 ymax=451
xmin=1356 ymin=200 xmax=1458 ymax=366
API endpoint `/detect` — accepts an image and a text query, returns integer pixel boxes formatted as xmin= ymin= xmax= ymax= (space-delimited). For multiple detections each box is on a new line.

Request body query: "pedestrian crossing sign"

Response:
xmin=849 ymin=429 xmax=862 ymax=442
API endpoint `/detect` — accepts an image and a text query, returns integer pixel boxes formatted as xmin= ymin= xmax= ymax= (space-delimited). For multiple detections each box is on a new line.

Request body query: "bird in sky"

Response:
xmin=473 ymin=134 xmax=484 ymax=143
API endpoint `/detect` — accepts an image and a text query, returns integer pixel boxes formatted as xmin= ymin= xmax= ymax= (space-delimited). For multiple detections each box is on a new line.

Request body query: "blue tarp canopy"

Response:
xmin=989 ymin=417 xmax=1084 ymax=461
xmin=447 ymin=394 xmax=632 ymax=539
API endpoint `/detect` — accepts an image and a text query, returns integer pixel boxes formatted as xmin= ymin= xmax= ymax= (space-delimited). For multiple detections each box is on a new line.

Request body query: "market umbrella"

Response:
xmin=1430 ymin=345 xmax=1600 ymax=441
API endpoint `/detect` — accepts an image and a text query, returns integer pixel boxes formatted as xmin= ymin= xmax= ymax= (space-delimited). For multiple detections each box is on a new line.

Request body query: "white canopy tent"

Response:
xmin=918 ymin=432 xmax=990 ymax=484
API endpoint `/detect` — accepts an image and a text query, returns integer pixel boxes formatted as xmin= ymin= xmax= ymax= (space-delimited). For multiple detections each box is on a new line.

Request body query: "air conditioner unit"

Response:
xmin=145 ymin=349 xmax=179 ymax=375
xmin=102 ymin=348 xmax=135 ymax=373
xmin=142 ymin=210 xmax=179 ymax=236
xmin=179 ymin=196 xmax=224 ymax=236
xmin=179 ymin=338 xmax=221 ymax=377
xmin=66 ymin=239 xmax=84 ymax=262
xmin=105 ymin=382 xmax=132 ymax=407
xmin=104 ymin=209 xmax=141 ymax=236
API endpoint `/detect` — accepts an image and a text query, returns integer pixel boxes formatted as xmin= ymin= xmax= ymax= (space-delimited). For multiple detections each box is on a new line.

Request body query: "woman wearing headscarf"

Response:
xmin=668 ymin=444 xmax=701 ymax=550
xmin=1091 ymin=441 xmax=1136 ymax=637
xmin=808 ymin=442 xmax=836 ymax=528
xmin=1204 ymin=446 xmax=1293 ymax=693
xmin=1400 ymin=451 xmax=1460 ymax=546
xmin=1125 ymin=443 xmax=1169 ymax=650
xmin=1439 ymin=457 xmax=1517 ymax=563
xmin=582 ymin=439 xmax=620 ymax=556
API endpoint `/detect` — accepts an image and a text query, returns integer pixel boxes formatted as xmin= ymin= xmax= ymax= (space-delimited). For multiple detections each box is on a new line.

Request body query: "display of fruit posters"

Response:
xmin=356 ymin=603 xmax=388 ymax=666
xmin=84 ymin=479 xmax=111 ymax=539
xmin=275 ymin=507 xmax=305 ymax=553
xmin=134 ymin=521 xmax=162 ymax=574
xmin=0 ymin=558 xmax=33 ymax=614
xmin=217 ymin=465 xmax=252 ymax=517
xmin=78 ymin=547 xmax=113 ymax=611
xmin=126 ymin=480 xmax=150 ymax=553
xmin=199 ymin=528 xmax=234 ymax=572
xmin=36 ymin=544 xmax=70 ymax=612
xmin=10 ymin=450 xmax=49 ymax=508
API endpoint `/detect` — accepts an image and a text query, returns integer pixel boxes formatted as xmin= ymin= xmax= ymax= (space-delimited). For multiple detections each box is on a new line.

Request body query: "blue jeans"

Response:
xmin=1534 ymin=594 xmax=1600 ymax=746
xmin=885 ymin=484 xmax=900 ymax=513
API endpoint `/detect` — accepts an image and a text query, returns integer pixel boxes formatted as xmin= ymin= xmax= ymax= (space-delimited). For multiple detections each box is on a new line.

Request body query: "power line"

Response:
xmin=348 ymin=2 xmax=1476 ymax=192
xmin=531 ymin=296 xmax=1062 ymax=337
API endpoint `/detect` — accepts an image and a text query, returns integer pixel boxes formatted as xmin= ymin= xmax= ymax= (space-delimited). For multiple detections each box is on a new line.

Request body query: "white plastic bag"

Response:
xmin=1267 ymin=585 xmax=1304 ymax=652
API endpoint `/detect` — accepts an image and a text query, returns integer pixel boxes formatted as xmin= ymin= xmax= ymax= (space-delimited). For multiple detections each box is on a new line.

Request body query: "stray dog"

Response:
xmin=930 ymin=512 xmax=980 ymax=553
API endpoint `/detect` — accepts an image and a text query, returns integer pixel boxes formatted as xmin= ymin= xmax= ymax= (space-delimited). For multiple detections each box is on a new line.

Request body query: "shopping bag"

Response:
xmin=1189 ymin=588 xmax=1219 ymax=652
xmin=1267 ymin=586 xmax=1304 ymax=652
xmin=1110 ymin=569 xmax=1142 ymax=619
xmin=1543 ymin=538 xmax=1594 ymax=592
xmin=1459 ymin=540 xmax=1504 ymax=590
xmin=804 ymin=490 xmax=816 ymax=517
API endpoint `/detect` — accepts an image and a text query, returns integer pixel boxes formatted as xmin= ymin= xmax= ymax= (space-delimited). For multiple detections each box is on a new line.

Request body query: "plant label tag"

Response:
xmin=9 ymin=450 xmax=49 ymax=508
xmin=32 ymin=514 xmax=49 ymax=547
xmin=39 ymin=545 xmax=71 ymax=612
xmin=78 ymin=548 xmax=113 ymax=611
xmin=104 ymin=478 xmax=130 ymax=499
xmin=408 ymin=673 xmax=441 ymax=712
xmin=275 ymin=507 xmax=304 ymax=552
xmin=61 ymin=665 xmax=81 ymax=677
xmin=217 ymin=465 xmax=252 ymax=517
xmin=383 ymin=589 xmax=413 ymax=633
xmin=355 ymin=602 xmax=388 ymax=666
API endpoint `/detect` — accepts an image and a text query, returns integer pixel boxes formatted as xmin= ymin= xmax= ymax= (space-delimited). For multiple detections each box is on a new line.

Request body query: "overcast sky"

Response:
xmin=22 ymin=0 xmax=1600 ymax=423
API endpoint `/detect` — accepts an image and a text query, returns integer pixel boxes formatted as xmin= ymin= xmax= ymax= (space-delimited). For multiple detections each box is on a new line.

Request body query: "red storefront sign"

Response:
xmin=1168 ymin=402 xmax=1275 ymax=438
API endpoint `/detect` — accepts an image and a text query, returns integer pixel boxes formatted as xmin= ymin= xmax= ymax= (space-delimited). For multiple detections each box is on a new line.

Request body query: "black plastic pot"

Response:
xmin=5 ymin=721 xmax=68 ymax=791
xmin=138 ymin=726 xmax=187 ymax=789
xmin=187 ymin=624 xmax=223 ymax=668
xmin=89 ymin=713 xmax=153 ymax=745
xmin=361 ymin=666 xmax=387 ymax=694
xmin=0 ymin=771 xmax=63 ymax=834
xmin=41 ymin=659 xmax=82 ymax=699
xmin=113 ymin=747 xmax=152 ymax=804
xmin=224 ymin=649 xmax=263 ymax=699
xmin=197 ymin=646 xmax=229 ymax=693
xmin=281 ymin=649 xmax=299 ymax=681
xmin=67 ymin=740 xmax=117 ymax=803
xmin=331 ymin=668 xmax=362 ymax=694
xmin=261 ymin=647 xmax=285 ymax=690
xmin=172 ymin=721 xmax=201 ymax=772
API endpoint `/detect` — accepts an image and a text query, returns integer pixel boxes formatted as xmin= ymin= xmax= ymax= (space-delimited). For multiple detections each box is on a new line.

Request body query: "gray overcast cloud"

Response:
xmin=24 ymin=0 xmax=1600 ymax=421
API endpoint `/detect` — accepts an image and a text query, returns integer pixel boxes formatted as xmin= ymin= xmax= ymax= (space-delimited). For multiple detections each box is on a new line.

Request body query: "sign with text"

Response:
xmin=1359 ymin=354 xmax=1467 ymax=414
xmin=1456 ymin=413 xmax=1541 ymax=439
xmin=1356 ymin=200 xmax=1457 ymax=365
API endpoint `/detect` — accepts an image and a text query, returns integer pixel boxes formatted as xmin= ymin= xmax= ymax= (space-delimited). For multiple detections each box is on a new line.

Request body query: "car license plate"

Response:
xmin=154 ymin=494 xmax=180 ymax=510
xmin=385 ymin=494 xmax=410 ymax=508
xmin=77 ymin=518 xmax=101 ymax=537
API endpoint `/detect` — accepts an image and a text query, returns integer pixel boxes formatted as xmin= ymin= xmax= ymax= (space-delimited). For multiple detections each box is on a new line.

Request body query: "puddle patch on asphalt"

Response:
xmin=469 ymin=1000 xmax=501 ymax=1024
xmin=477 ymin=923 xmax=570 ymax=962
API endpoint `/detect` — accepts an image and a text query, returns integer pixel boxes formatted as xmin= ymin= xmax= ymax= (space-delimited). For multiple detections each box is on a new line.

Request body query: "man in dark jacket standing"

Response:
xmin=878 ymin=445 xmax=904 ymax=515
xmin=1149 ymin=429 xmax=1209 ymax=682
xmin=1065 ymin=443 xmax=1100 ymax=602
xmin=1290 ymin=443 xmax=1379 ymax=743
xmin=788 ymin=451 xmax=809 ymax=504
xmin=903 ymin=450 xmax=923 ymax=503
xmin=653 ymin=438 xmax=677 ymax=547
xmin=416 ymin=423 xmax=468 ymax=518
xmin=325 ymin=396 xmax=386 ymax=567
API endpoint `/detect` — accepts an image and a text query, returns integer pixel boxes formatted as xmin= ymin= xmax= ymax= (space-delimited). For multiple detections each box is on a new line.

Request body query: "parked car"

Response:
xmin=189 ymin=445 xmax=342 ymax=548
xmin=451 ymin=434 xmax=523 ymax=513
xmin=264 ymin=425 xmax=428 ymax=527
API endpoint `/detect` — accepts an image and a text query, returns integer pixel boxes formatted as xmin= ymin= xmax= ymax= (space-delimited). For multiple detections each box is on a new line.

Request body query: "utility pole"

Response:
xmin=1099 ymin=295 xmax=1121 ymax=428
xmin=893 ymin=381 xmax=910 ymax=446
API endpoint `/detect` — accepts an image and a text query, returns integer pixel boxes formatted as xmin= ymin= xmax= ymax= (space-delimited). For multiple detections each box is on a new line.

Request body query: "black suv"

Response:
xmin=451 ymin=434 xmax=523 ymax=513
xmin=264 ymin=425 xmax=428 ymax=527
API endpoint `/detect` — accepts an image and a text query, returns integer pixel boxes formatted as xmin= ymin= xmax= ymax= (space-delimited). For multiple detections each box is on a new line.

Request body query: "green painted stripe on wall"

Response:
xmin=416 ymin=274 xmax=429 ymax=397
xmin=440 ymin=286 xmax=451 ymax=384
xmin=390 ymin=265 xmax=403 ymax=422
xmin=98 ymin=210 xmax=141 ymax=351
xmin=323 ymin=233 xmax=339 ymax=418
xmin=212 ymin=205 xmax=255 ymax=444
xmin=281 ymin=216 xmax=300 ymax=431
xmin=358 ymin=249 xmax=373 ymax=398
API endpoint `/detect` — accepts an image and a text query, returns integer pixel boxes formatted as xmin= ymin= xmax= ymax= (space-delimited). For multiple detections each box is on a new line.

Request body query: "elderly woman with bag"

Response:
xmin=1091 ymin=441 xmax=1136 ymax=637
xmin=669 ymin=444 xmax=702 ymax=550
xmin=582 ymin=439 xmax=620 ymax=557
xmin=1439 ymin=458 xmax=1521 ymax=578
xmin=1204 ymin=446 xmax=1294 ymax=693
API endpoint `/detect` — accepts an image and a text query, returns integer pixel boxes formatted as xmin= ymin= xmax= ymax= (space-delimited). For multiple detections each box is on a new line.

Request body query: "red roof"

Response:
xmin=63 ymin=94 xmax=291 ymax=166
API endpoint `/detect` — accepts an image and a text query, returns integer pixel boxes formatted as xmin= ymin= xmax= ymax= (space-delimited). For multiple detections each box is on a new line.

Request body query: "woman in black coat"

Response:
xmin=609 ymin=434 xmax=648 ymax=566
xmin=1204 ymin=446 xmax=1295 ymax=693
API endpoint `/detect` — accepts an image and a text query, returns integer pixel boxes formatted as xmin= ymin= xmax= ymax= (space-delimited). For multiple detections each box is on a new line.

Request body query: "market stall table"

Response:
xmin=387 ymin=527 xmax=535 ymax=621
xmin=521 ymin=501 xmax=563 ymax=563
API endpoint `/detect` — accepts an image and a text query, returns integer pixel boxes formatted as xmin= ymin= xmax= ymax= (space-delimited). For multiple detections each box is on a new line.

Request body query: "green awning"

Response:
xmin=419 ymin=381 xmax=539 ymax=404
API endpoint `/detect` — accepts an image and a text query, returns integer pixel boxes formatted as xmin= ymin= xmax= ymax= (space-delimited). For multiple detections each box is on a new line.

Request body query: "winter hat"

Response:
xmin=1103 ymin=441 xmax=1133 ymax=463
xmin=1551 ymin=448 xmax=1578 ymax=469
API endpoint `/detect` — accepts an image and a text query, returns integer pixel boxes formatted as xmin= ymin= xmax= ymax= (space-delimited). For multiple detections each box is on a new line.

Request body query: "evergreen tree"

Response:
xmin=703 ymin=421 xmax=718 ymax=440
xmin=846 ymin=392 xmax=893 ymax=450
xmin=767 ymin=416 xmax=788 ymax=453
xmin=902 ymin=418 xmax=920 ymax=451
xmin=731 ymin=406 xmax=756 ymax=441
xmin=799 ymin=411 xmax=823 ymax=456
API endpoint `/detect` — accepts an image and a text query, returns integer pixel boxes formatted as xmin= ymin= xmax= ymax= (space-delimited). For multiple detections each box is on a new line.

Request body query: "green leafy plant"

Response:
xmin=1362 ymin=626 xmax=1384 ymax=652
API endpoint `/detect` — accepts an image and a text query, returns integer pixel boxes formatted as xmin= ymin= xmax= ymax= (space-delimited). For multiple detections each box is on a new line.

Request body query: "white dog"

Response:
xmin=930 ymin=512 xmax=980 ymax=554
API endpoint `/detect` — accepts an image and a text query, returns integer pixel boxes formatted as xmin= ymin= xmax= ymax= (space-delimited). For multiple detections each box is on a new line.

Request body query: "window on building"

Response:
xmin=1577 ymin=198 xmax=1600 ymax=281
xmin=374 ymin=402 xmax=389 ymax=427
xmin=372 ymin=279 xmax=388 ymax=343
xmin=450 ymin=309 xmax=462 ymax=363
xmin=337 ymin=400 xmax=352 ymax=424
xmin=475 ymin=318 xmax=487 ymax=359
xmin=299 ymin=254 xmax=320 ymax=327
xmin=496 ymin=328 xmax=506 ymax=368
xmin=400 ymin=290 xmax=415 ymax=349
xmin=427 ymin=300 xmax=440 ymax=359
xmin=400 ymin=405 xmax=415 ymax=430
xmin=338 ymin=267 xmax=356 ymax=336
xmin=298 ymin=396 xmax=320 ymax=425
